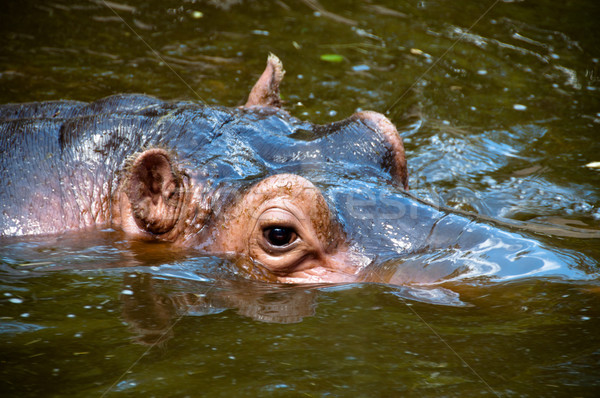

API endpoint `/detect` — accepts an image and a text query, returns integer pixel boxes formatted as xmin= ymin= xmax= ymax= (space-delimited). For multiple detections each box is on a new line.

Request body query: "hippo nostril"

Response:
xmin=264 ymin=227 xmax=297 ymax=247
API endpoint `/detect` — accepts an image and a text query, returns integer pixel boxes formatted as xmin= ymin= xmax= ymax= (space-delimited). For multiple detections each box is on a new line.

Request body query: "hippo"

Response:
xmin=0 ymin=55 xmax=587 ymax=286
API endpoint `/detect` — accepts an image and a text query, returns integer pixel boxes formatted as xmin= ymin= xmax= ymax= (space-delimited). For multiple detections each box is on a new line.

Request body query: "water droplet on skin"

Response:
xmin=477 ymin=69 xmax=487 ymax=75
xmin=513 ymin=104 xmax=527 ymax=111
xmin=121 ymin=289 xmax=134 ymax=295
xmin=9 ymin=298 xmax=23 ymax=304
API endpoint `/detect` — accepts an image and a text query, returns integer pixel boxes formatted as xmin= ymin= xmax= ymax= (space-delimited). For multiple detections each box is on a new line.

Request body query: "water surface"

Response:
xmin=1 ymin=0 xmax=600 ymax=396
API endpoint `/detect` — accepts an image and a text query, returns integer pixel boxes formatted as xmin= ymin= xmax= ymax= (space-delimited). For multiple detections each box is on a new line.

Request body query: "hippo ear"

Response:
xmin=127 ymin=149 xmax=183 ymax=235
xmin=244 ymin=53 xmax=285 ymax=108
xmin=355 ymin=111 xmax=409 ymax=190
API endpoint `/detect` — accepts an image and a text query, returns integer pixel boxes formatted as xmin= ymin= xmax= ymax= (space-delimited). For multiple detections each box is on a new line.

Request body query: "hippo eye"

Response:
xmin=264 ymin=227 xmax=297 ymax=247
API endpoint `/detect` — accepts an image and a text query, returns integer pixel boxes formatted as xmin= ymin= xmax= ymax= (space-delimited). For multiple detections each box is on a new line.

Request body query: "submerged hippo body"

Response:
xmin=0 ymin=55 xmax=583 ymax=284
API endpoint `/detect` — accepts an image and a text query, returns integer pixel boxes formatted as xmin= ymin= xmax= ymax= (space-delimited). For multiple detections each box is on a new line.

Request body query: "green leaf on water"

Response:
xmin=320 ymin=54 xmax=344 ymax=63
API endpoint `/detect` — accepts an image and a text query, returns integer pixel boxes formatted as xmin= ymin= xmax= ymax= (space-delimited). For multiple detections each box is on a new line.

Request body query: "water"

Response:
xmin=1 ymin=0 xmax=600 ymax=396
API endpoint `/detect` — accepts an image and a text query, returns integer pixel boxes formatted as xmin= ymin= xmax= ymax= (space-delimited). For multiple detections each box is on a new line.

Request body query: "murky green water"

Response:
xmin=1 ymin=0 xmax=600 ymax=396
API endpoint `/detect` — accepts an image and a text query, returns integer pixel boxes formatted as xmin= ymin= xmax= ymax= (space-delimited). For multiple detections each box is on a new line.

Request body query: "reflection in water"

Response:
xmin=119 ymin=270 xmax=475 ymax=345
xmin=120 ymin=273 xmax=318 ymax=344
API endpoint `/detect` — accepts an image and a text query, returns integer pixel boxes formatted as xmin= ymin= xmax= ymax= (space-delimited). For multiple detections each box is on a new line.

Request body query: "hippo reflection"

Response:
xmin=120 ymin=273 xmax=320 ymax=345
xmin=119 ymin=270 xmax=465 ymax=345
xmin=0 ymin=55 xmax=585 ymax=286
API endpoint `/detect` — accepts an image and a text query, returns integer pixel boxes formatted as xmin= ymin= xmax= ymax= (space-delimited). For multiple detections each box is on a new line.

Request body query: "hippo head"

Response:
xmin=1 ymin=55 xmax=577 ymax=288
xmin=111 ymin=55 xmax=409 ymax=284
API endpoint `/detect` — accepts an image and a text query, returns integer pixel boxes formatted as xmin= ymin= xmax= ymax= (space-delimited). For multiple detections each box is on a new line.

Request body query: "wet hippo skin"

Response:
xmin=0 ymin=55 xmax=582 ymax=285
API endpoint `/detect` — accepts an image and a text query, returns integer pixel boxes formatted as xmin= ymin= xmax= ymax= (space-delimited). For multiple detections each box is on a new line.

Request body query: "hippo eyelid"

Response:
xmin=258 ymin=217 xmax=298 ymax=233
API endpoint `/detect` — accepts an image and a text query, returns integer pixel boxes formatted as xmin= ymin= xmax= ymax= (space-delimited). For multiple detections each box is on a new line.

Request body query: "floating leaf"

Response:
xmin=320 ymin=54 xmax=344 ymax=63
